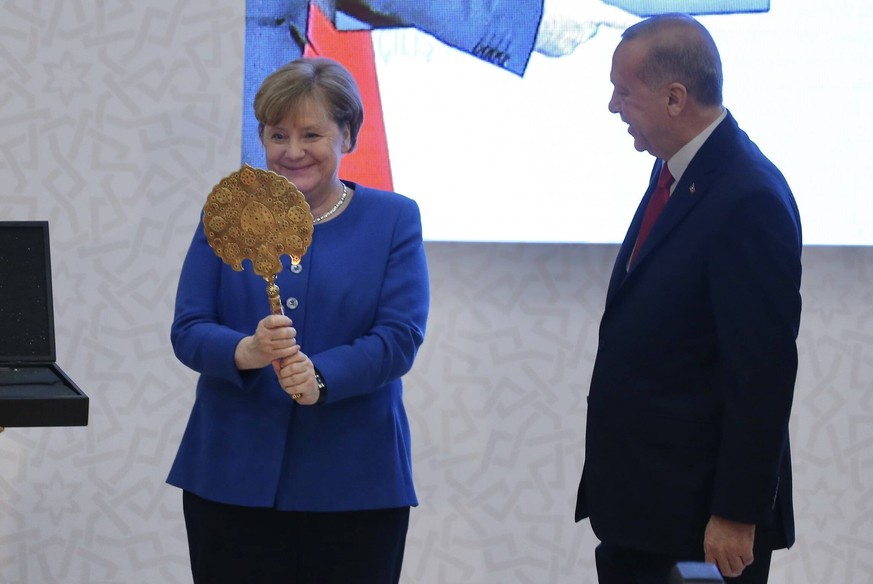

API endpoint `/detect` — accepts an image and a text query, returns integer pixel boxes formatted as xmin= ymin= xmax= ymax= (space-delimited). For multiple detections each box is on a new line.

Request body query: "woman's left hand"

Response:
xmin=273 ymin=347 xmax=320 ymax=405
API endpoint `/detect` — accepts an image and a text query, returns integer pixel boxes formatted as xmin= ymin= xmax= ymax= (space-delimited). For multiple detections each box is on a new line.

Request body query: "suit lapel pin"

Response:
xmin=689 ymin=183 xmax=696 ymax=194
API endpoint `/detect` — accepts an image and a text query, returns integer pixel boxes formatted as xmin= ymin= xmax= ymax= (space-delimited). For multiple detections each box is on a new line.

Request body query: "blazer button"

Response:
xmin=285 ymin=297 xmax=299 ymax=310
xmin=290 ymin=264 xmax=303 ymax=274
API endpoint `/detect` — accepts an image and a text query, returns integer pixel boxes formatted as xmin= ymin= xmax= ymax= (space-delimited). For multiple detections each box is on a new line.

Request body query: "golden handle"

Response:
xmin=265 ymin=276 xmax=283 ymax=316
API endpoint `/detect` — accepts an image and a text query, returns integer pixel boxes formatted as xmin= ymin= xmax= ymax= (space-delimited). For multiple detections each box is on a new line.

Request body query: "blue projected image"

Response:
xmin=604 ymin=0 xmax=768 ymax=16
xmin=243 ymin=1 xmax=872 ymax=245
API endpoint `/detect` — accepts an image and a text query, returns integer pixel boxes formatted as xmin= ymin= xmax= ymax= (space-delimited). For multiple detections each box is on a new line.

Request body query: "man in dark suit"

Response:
xmin=575 ymin=13 xmax=802 ymax=584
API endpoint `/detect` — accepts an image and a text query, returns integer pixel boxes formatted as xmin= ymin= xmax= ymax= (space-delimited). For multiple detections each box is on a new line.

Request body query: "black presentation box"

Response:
xmin=0 ymin=221 xmax=89 ymax=427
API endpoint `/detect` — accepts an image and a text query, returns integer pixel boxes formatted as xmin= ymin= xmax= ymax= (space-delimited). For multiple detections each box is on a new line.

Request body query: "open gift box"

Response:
xmin=0 ymin=221 xmax=88 ymax=427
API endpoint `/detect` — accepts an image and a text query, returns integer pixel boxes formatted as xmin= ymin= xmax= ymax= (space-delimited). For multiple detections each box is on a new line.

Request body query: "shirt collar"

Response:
xmin=664 ymin=108 xmax=727 ymax=186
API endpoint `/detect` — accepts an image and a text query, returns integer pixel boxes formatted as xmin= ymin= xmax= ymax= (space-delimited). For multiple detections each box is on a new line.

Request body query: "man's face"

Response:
xmin=607 ymin=40 xmax=671 ymax=159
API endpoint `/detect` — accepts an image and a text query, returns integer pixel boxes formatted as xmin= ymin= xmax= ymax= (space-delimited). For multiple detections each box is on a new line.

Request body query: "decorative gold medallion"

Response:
xmin=203 ymin=164 xmax=313 ymax=315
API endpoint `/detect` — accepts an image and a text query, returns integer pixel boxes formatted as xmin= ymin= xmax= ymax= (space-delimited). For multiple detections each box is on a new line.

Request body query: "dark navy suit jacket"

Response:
xmin=576 ymin=112 xmax=802 ymax=558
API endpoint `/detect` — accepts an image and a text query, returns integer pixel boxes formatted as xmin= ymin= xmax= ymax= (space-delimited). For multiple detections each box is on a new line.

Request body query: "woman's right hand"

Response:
xmin=234 ymin=314 xmax=297 ymax=370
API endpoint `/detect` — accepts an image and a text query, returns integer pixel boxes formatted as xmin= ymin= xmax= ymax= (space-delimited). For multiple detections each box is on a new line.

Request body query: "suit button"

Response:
xmin=285 ymin=297 xmax=299 ymax=310
xmin=290 ymin=264 xmax=303 ymax=274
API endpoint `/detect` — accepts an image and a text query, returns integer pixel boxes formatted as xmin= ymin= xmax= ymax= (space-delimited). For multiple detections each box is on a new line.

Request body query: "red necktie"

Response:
xmin=630 ymin=162 xmax=674 ymax=266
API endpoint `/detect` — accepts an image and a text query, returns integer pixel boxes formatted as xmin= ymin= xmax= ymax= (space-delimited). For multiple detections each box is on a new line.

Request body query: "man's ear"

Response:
xmin=666 ymin=82 xmax=688 ymax=116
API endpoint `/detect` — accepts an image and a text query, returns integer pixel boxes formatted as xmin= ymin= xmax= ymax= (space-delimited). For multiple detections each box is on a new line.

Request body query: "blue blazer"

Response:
xmin=168 ymin=183 xmax=429 ymax=512
xmin=575 ymin=112 xmax=802 ymax=557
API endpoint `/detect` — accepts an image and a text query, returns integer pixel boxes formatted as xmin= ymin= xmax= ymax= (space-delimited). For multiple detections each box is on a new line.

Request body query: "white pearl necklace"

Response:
xmin=312 ymin=183 xmax=348 ymax=223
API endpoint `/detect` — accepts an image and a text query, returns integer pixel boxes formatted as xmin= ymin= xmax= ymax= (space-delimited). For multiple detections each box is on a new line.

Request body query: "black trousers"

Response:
xmin=183 ymin=491 xmax=410 ymax=584
xmin=595 ymin=542 xmax=773 ymax=584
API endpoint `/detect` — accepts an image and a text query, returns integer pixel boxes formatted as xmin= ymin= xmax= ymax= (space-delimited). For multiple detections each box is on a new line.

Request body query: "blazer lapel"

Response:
xmin=626 ymin=169 xmax=711 ymax=270
xmin=605 ymin=162 xmax=661 ymax=306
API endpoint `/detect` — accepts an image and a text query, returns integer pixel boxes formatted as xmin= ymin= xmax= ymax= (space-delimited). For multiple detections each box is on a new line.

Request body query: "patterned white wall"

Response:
xmin=0 ymin=2 xmax=871 ymax=583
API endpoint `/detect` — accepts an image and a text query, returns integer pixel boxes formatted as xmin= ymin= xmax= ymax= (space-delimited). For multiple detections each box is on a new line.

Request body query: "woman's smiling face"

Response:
xmin=262 ymin=96 xmax=351 ymax=207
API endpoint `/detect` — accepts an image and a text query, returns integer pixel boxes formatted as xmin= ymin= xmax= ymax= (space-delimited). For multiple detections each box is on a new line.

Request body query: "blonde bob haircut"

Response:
xmin=254 ymin=57 xmax=364 ymax=151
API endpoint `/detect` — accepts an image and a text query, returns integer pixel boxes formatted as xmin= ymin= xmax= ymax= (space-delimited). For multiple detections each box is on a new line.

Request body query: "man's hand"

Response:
xmin=535 ymin=0 xmax=636 ymax=57
xmin=704 ymin=515 xmax=756 ymax=579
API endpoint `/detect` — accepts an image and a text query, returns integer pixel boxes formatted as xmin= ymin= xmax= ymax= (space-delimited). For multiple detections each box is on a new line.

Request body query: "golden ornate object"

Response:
xmin=203 ymin=164 xmax=313 ymax=315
